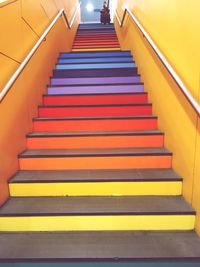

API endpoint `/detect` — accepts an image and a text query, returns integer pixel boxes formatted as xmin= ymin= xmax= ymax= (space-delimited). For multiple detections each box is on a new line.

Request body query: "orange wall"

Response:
xmin=0 ymin=0 xmax=80 ymax=205
xmin=115 ymin=0 xmax=200 ymax=233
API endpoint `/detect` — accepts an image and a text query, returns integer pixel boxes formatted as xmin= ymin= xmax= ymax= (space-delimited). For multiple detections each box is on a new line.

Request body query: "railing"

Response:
xmin=115 ymin=8 xmax=200 ymax=116
xmin=0 ymin=2 xmax=81 ymax=103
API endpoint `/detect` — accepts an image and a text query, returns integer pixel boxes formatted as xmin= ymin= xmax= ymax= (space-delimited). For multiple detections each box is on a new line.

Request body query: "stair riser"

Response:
xmin=72 ymin=45 xmax=120 ymax=49
xmin=76 ymin=31 xmax=116 ymax=35
xmin=43 ymin=94 xmax=148 ymax=106
xmin=0 ymin=215 xmax=195 ymax=231
xmin=55 ymin=63 xmax=135 ymax=70
xmin=57 ymin=58 xmax=133 ymax=64
xmin=19 ymin=155 xmax=172 ymax=170
xmin=53 ymin=68 xmax=137 ymax=78
xmin=26 ymin=135 xmax=163 ymax=149
xmin=9 ymin=181 xmax=182 ymax=197
xmin=73 ymin=40 xmax=119 ymax=44
xmin=47 ymin=84 xmax=143 ymax=95
xmin=33 ymin=118 xmax=157 ymax=132
xmin=72 ymin=48 xmax=121 ymax=52
xmin=50 ymin=76 xmax=141 ymax=85
xmin=59 ymin=51 xmax=131 ymax=57
xmin=74 ymin=40 xmax=119 ymax=44
xmin=38 ymin=106 xmax=152 ymax=118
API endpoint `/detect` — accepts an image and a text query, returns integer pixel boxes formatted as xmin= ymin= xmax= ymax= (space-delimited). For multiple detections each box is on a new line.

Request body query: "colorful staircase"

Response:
xmin=0 ymin=23 xmax=200 ymax=262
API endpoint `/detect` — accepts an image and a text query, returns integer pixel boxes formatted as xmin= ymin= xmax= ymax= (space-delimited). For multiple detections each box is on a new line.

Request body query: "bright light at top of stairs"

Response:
xmin=86 ymin=2 xmax=94 ymax=12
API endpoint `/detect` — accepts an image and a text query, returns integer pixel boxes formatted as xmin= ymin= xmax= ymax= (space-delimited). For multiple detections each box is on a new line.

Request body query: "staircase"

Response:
xmin=0 ymin=23 xmax=200 ymax=263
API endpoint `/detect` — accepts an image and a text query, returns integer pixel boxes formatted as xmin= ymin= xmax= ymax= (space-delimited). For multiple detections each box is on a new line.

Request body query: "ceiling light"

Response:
xmin=86 ymin=3 xmax=94 ymax=12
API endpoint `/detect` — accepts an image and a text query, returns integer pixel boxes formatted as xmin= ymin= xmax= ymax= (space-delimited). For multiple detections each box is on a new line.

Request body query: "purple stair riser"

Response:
xmin=48 ymin=85 xmax=144 ymax=95
xmin=51 ymin=76 xmax=141 ymax=86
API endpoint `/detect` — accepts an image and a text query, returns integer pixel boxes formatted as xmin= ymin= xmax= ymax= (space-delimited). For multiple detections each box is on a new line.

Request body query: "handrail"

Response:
xmin=115 ymin=8 xmax=200 ymax=116
xmin=0 ymin=2 xmax=81 ymax=103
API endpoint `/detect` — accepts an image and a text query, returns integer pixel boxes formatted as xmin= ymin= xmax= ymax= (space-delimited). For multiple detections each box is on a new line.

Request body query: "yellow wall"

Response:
xmin=0 ymin=0 xmax=79 ymax=204
xmin=115 ymin=0 xmax=200 ymax=233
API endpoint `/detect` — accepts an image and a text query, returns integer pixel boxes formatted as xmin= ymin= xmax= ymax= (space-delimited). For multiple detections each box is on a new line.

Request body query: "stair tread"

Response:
xmin=19 ymin=147 xmax=171 ymax=158
xmin=33 ymin=115 xmax=157 ymax=121
xmin=27 ymin=130 xmax=163 ymax=138
xmin=39 ymin=103 xmax=151 ymax=108
xmin=0 ymin=196 xmax=194 ymax=216
xmin=0 ymin=231 xmax=200 ymax=260
xmin=10 ymin=168 xmax=181 ymax=183
xmin=48 ymin=83 xmax=143 ymax=88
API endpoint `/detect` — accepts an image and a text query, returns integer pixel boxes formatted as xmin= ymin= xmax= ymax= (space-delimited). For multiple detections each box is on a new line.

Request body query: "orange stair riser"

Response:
xmin=38 ymin=106 xmax=152 ymax=118
xmin=33 ymin=119 xmax=157 ymax=132
xmin=19 ymin=155 xmax=172 ymax=170
xmin=27 ymin=135 xmax=164 ymax=149
xmin=43 ymin=94 xmax=148 ymax=106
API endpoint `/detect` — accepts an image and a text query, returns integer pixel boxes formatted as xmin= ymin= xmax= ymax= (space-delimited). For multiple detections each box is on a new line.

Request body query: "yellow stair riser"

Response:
xmin=9 ymin=181 xmax=182 ymax=197
xmin=0 ymin=215 xmax=195 ymax=231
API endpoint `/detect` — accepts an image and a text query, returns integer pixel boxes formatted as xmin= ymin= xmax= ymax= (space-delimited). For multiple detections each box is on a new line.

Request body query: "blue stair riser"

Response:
xmin=57 ymin=57 xmax=133 ymax=64
xmin=60 ymin=51 xmax=131 ymax=58
xmin=55 ymin=63 xmax=135 ymax=70
xmin=47 ymin=84 xmax=144 ymax=95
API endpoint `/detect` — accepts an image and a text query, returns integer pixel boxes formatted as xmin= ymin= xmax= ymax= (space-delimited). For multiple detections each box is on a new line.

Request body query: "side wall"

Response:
xmin=0 ymin=0 xmax=80 ymax=205
xmin=115 ymin=0 xmax=200 ymax=233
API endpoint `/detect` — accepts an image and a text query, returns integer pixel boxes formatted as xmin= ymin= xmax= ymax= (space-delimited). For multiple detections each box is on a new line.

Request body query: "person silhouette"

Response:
xmin=100 ymin=1 xmax=110 ymax=24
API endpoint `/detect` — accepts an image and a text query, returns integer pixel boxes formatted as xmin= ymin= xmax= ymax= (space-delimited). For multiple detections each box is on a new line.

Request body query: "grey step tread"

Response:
xmin=1 ymin=231 xmax=200 ymax=261
xmin=27 ymin=130 xmax=164 ymax=138
xmin=0 ymin=231 xmax=200 ymax=261
xmin=9 ymin=168 xmax=182 ymax=183
xmin=38 ymin=103 xmax=151 ymax=108
xmin=33 ymin=115 xmax=157 ymax=121
xmin=0 ymin=196 xmax=195 ymax=216
xmin=19 ymin=147 xmax=172 ymax=158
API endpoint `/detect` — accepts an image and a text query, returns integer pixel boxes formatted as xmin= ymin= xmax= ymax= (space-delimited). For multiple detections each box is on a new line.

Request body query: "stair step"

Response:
xmin=0 ymin=196 xmax=195 ymax=231
xmin=57 ymin=57 xmax=132 ymax=64
xmin=0 ymin=196 xmax=192 ymax=215
xmin=43 ymin=92 xmax=147 ymax=106
xmin=18 ymin=147 xmax=172 ymax=170
xmin=55 ymin=62 xmax=135 ymax=70
xmin=72 ymin=48 xmax=121 ymax=52
xmin=38 ymin=104 xmax=152 ymax=118
xmin=9 ymin=169 xmax=182 ymax=197
xmin=10 ymin=168 xmax=182 ymax=183
xmin=72 ymin=45 xmax=121 ymax=49
xmin=19 ymin=147 xmax=172 ymax=158
xmin=26 ymin=130 xmax=163 ymax=149
xmin=59 ymin=50 xmax=131 ymax=58
xmin=0 ymin=231 xmax=200 ymax=261
xmin=47 ymin=84 xmax=143 ymax=95
xmin=53 ymin=67 xmax=137 ymax=78
xmin=33 ymin=115 xmax=158 ymax=132
xmin=50 ymin=76 xmax=141 ymax=86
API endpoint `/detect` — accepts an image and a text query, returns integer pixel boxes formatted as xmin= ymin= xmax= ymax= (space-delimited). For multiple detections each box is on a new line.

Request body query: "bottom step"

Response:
xmin=0 ymin=231 xmax=200 ymax=261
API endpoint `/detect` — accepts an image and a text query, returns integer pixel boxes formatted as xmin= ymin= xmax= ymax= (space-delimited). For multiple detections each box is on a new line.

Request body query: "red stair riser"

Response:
xmin=43 ymin=94 xmax=148 ymax=106
xmin=33 ymin=118 xmax=157 ymax=132
xmin=72 ymin=45 xmax=120 ymax=48
xmin=38 ymin=106 xmax=152 ymax=118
